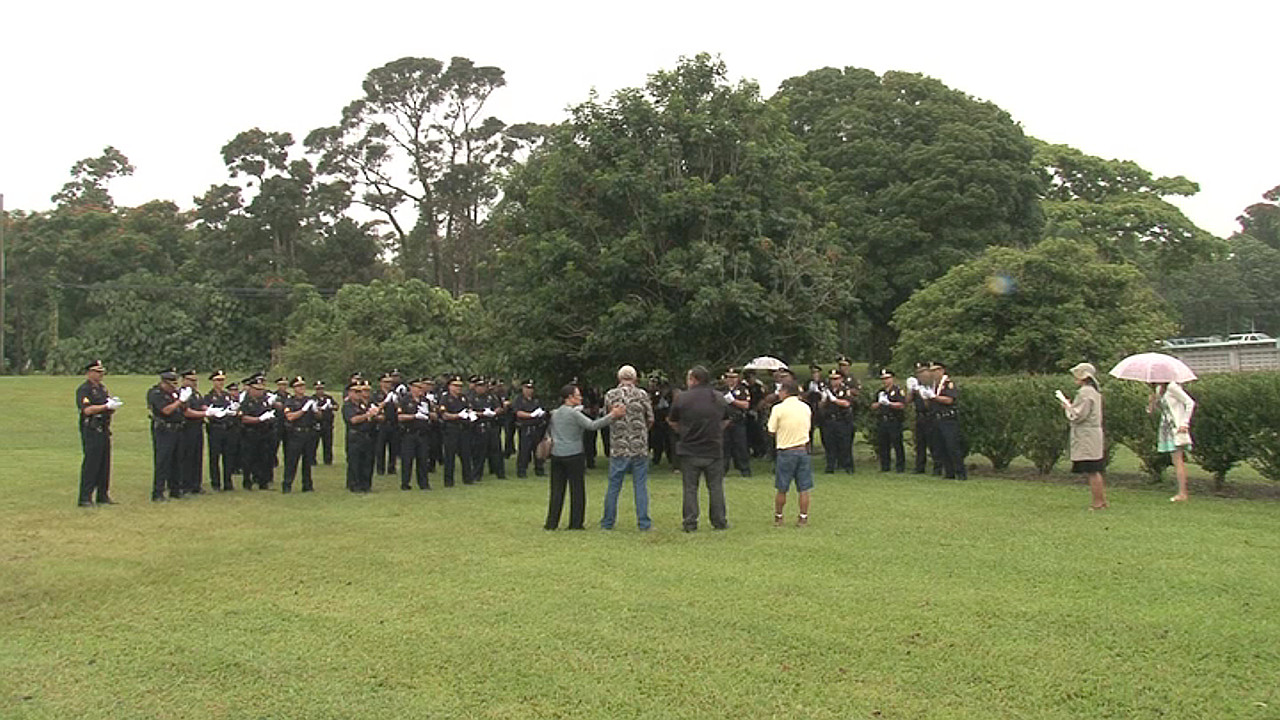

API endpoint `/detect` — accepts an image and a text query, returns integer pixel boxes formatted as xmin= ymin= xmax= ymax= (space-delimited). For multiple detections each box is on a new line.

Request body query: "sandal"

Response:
xmin=774 ymin=513 xmax=784 ymax=527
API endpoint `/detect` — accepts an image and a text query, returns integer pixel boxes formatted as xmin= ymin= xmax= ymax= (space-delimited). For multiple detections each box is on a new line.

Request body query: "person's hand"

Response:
xmin=483 ymin=408 xmax=496 ymax=418
xmin=105 ymin=397 xmax=123 ymax=410
xmin=228 ymin=401 xmax=240 ymax=412
xmin=259 ymin=410 xmax=275 ymax=422
xmin=178 ymin=386 xmax=193 ymax=402
xmin=1054 ymin=390 xmax=1069 ymax=407
xmin=302 ymin=399 xmax=317 ymax=414
xmin=609 ymin=403 xmax=626 ymax=418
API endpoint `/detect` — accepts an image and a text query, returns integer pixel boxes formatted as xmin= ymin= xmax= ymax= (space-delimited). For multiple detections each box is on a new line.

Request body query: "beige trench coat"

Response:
xmin=1064 ymin=384 xmax=1104 ymax=461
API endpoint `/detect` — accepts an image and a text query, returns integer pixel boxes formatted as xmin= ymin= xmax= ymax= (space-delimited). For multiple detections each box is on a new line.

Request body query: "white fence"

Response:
xmin=1170 ymin=346 xmax=1280 ymax=374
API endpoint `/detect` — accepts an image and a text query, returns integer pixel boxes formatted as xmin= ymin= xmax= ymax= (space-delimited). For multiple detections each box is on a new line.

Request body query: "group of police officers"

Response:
xmin=74 ymin=357 xmax=968 ymax=507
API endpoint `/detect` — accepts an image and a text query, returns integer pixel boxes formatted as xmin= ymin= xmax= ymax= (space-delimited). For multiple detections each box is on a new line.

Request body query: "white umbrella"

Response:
xmin=1108 ymin=352 xmax=1197 ymax=384
xmin=743 ymin=356 xmax=789 ymax=371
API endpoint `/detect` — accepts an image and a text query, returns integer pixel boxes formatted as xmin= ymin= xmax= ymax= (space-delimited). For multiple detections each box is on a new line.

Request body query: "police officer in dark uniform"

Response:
xmin=177 ymin=369 xmax=209 ymax=494
xmin=343 ymin=379 xmax=379 ymax=492
xmin=925 ymin=362 xmax=967 ymax=480
xmin=820 ymin=370 xmax=857 ymax=473
xmin=271 ymin=377 xmax=289 ymax=468
xmin=439 ymin=374 xmax=475 ymax=487
xmin=909 ymin=362 xmax=941 ymax=475
xmin=648 ymin=374 xmax=674 ymax=467
xmin=396 ymin=377 xmax=435 ymax=490
xmin=871 ymin=368 xmax=908 ymax=473
xmin=512 ymin=379 xmax=548 ymax=478
xmin=313 ymin=380 xmax=336 ymax=465
xmin=721 ymin=368 xmax=753 ymax=477
xmin=804 ymin=364 xmax=826 ymax=445
xmin=238 ymin=375 xmax=277 ymax=490
xmin=224 ymin=381 xmax=243 ymax=477
xmin=423 ymin=376 xmax=443 ymax=473
xmin=370 ymin=373 xmax=399 ymax=475
xmin=469 ymin=376 xmax=506 ymax=481
xmin=204 ymin=370 xmax=239 ymax=491
xmin=281 ymin=376 xmax=319 ymax=493
xmin=580 ymin=382 xmax=602 ymax=469
xmin=76 ymin=360 xmax=119 ymax=507
xmin=493 ymin=378 xmax=516 ymax=458
xmin=147 ymin=369 xmax=186 ymax=501
xmin=743 ymin=369 xmax=767 ymax=458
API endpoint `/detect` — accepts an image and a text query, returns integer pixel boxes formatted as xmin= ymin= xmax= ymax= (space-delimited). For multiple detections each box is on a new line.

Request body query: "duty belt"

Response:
xmin=153 ymin=419 xmax=183 ymax=432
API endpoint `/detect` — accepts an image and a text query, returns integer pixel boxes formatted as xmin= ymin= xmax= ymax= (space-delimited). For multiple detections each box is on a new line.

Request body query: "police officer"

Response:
xmin=281 ymin=376 xmax=319 ymax=493
xmin=76 ymin=360 xmax=119 ymax=507
xmin=178 ymin=369 xmax=209 ymax=494
xmin=396 ymin=377 xmax=435 ymax=490
xmin=820 ymin=370 xmax=856 ymax=473
xmin=423 ymin=376 xmax=443 ymax=473
xmin=648 ymin=374 xmax=674 ymax=468
xmin=204 ymin=370 xmax=240 ymax=491
xmin=224 ymin=381 xmax=243 ymax=477
xmin=870 ymin=368 xmax=908 ymax=473
xmin=313 ymin=380 xmax=336 ymax=465
xmin=343 ymin=379 xmax=379 ymax=493
xmin=470 ymin=376 xmax=506 ymax=480
xmin=512 ymin=379 xmax=548 ymax=478
xmin=925 ymin=362 xmax=967 ymax=480
xmin=239 ymin=375 xmax=277 ymax=490
xmin=439 ymin=374 xmax=475 ymax=487
xmin=271 ymin=377 xmax=289 ymax=468
xmin=804 ymin=363 xmax=826 ymax=445
xmin=721 ymin=368 xmax=752 ymax=477
xmin=147 ymin=369 xmax=186 ymax=501
xmin=371 ymin=373 xmax=400 ymax=475
xmin=493 ymin=378 xmax=516 ymax=459
xmin=908 ymin=362 xmax=941 ymax=475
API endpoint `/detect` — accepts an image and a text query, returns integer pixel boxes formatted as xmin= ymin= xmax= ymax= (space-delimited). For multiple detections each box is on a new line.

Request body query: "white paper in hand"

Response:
xmin=1054 ymin=390 xmax=1069 ymax=405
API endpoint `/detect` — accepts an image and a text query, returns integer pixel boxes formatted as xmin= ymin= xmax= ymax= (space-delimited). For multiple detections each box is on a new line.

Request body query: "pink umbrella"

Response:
xmin=1108 ymin=352 xmax=1198 ymax=384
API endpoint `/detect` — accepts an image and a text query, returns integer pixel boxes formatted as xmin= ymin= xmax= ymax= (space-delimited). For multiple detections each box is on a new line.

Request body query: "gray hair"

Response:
xmin=617 ymin=365 xmax=637 ymax=381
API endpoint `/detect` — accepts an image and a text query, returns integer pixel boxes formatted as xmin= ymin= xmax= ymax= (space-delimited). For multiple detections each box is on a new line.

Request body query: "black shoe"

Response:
xmin=97 ymin=497 xmax=116 ymax=505
xmin=243 ymin=484 xmax=253 ymax=491
xmin=401 ymin=484 xmax=411 ymax=490
xmin=222 ymin=484 xmax=234 ymax=491
xmin=282 ymin=485 xmax=292 ymax=494
xmin=151 ymin=495 xmax=167 ymax=502
xmin=171 ymin=491 xmax=186 ymax=499
xmin=78 ymin=500 xmax=94 ymax=507
xmin=302 ymin=486 xmax=314 ymax=492
xmin=444 ymin=482 xmax=455 ymax=488
xmin=535 ymin=470 xmax=546 ymax=477
xmin=462 ymin=480 xmax=475 ymax=485
xmin=420 ymin=485 xmax=432 ymax=491
xmin=517 ymin=472 xmax=527 ymax=478
xmin=495 ymin=474 xmax=506 ymax=480
xmin=189 ymin=488 xmax=205 ymax=495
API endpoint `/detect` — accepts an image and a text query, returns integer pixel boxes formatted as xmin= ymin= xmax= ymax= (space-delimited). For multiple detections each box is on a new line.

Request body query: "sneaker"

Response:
xmin=773 ymin=513 xmax=784 ymax=527
xmin=797 ymin=514 xmax=809 ymax=527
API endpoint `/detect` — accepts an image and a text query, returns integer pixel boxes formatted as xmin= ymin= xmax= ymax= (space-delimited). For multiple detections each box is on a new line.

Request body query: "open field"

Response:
xmin=3 ymin=375 xmax=1279 ymax=719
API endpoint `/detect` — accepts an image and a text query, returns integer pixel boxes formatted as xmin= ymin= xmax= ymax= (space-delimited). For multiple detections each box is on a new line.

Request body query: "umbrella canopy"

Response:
xmin=743 ymin=356 xmax=789 ymax=371
xmin=1108 ymin=352 xmax=1198 ymax=384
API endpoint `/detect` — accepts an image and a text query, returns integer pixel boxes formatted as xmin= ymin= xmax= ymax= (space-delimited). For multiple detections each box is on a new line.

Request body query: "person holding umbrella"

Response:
xmin=1108 ymin=352 xmax=1198 ymax=502
xmin=1056 ymin=363 xmax=1107 ymax=510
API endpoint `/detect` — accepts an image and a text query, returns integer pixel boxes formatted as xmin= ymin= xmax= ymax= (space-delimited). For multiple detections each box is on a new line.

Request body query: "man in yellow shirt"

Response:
xmin=767 ymin=379 xmax=813 ymax=527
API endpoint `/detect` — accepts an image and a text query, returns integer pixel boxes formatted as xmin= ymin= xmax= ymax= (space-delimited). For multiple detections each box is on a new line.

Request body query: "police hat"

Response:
xmin=929 ymin=361 xmax=947 ymax=371
xmin=447 ymin=374 xmax=464 ymax=385
xmin=226 ymin=382 xmax=239 ymax=391
xmin=291 ymin=375 xmax=306 ymax=387
xmin=314 ymin=380 xmax=325 ymax=388
xmin=274 ymin=377 xmax=288 ymax=386
xmin=378 ymin=372 xmax=393 ymax=383
xmin=389 ymin=368 xmax=402 ymax=378
xmin=159 ymin=369 xmax=179 ymax=381
xmin=84 ymin=360 xmax=106 ymax=373
xmin=828 ymin=369 xmax=844 ymax=379
xmin=522 ymin=379 xmax=535 ymax=388
xmin=247 ymin=376 xmax=265 ymax=389
xmin=808 ymin=363 xmax=823 ymax=372
xmin=209 ymin=370 xmax=227 ymax=381
xmin=725 ymin=367 xmax=740 ymax=378
xmin=468 ymin=374 xmax=483 ymax=384
xmin=914 ymin=361 xmax=929 ymax=371
xmin=879 ymin=368 xmax=894 ymax=379
xmin=836 ymin=355 xmax=852 ymax=365
xmin=181 ymin=369 xmax=198 ymax=379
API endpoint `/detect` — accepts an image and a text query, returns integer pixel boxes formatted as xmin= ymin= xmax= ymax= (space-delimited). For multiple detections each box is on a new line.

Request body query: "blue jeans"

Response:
xmin=601 ymin=455 xmax=651 ymax=530
xmin=775 ymin=447 xmax=814 ymax=493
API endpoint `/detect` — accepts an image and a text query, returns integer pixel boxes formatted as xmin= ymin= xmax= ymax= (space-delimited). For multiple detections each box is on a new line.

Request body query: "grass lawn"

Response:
xmin=2 ymin=375 xmax=1279 ymax=719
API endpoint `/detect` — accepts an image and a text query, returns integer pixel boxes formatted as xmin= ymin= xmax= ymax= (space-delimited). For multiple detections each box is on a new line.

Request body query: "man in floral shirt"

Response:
xmin=600 ymin=365 xmax=655 ymax=530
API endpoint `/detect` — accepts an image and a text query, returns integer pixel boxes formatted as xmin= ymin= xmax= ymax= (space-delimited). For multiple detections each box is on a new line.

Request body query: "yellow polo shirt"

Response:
xmin=767 ymin=395 xmax=811 ymax=450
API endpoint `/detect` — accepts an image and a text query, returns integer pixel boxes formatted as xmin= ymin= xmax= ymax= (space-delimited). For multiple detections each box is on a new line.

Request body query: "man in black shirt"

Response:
xmin=147 ymin=369 xmax=185 ymax=501
xmin=721 ymin=368 xmax=753 ymax=477
xmin=667 ymin=365 xmax=729 ymax=532
xmin=820 ymin=370 xmax=857 ymax=473
xmin=75 ymin=360 xmax=119 ymax=507
xmin=342 ymin=379 xmax=378 ymax=493
xmin=871 ymin=368 xmax=908 ymax=473
xmin=282 ymin=376 xmax=319 ymax=493
xmin=239 ymin=375 xmax=277 ymax=490
xmin=396 ymin=378 xmax=435 ymax=490
xmin=205 ymin=371 xmax=239 ymax=491
xmin=178 ymin=369 xmax=208 ymax=494
xmin=469 ymin=377 xmax=506 ymax=481
xmin=439 ymin=375 xmax=475 ymax=487
xmin=313 ymin=380 xmax=336 ymax=465
xmin=511 ymin=380 xmax=548 ymax=478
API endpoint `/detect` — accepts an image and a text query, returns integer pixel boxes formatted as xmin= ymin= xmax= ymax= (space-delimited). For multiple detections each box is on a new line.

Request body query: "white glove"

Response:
xmin=178 ymin=386 xmax=193 ymax=402
xmin=237 ymin=391 xmax=246 ymax=403
xmin=228 ymin=401 xmax=241 ymax=412
xmin=415 ymin=411 xmax=430 ymax=421
xmin=266 ymin=393 xmax=278 ymax=406
xmin=322 ymin=399 xmax=333 ymax=411
xmin=483 ymin=408 xmax=496 ymax=417
xmin=418 ymin=402 xmax=432 ymax=415
xmin=258 ymin=410 xmax=275 ymax=422
xmin=723 ymin=392 xmax=734 ymax=403
xmin=205 ymin=407 xmax=223 ymax=419
xmin=302 ymin=399 xmax=317 ymax=413
xmin=426 ymin=393 xmax=437 ymax=403
xmin=919 ymin=387 xmax=936 ymax=400
xmin=531 ymin=407 xmax=545 ymax=419
xmin=906 ymin=377 xmax=919 ymax=391
xmin=106 ymin=397 xmax=123 ymax=410
xmin=396 ymin=383 xmax=408 ymax=395
xmin=823 ymin=389 xmax=836 ymax=403
xmin=878 ymin=391 xmax=889 ymax=405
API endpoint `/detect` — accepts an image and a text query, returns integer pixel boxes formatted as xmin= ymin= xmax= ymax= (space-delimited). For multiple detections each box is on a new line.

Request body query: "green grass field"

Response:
xmin=3 ymin=375 xmax=1279 ymax=719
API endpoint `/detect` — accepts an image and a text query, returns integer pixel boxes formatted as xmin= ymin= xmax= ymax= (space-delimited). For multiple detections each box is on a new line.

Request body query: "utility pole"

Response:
xmin=0 ymin=193 xmax=6 ymax=374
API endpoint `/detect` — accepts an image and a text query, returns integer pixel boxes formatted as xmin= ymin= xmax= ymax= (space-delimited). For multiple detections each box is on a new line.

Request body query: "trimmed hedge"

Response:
xmin=881 ymin=371 xmax=1280 ymax=485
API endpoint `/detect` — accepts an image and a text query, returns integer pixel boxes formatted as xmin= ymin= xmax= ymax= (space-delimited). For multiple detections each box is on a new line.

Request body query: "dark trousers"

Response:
xmin=936 ymin=418 xmax=967 ymax=479
xmin=318 ymin=421 xmax=334 ymax=464
xmin=681 ymin=455 xmax=727 ymax=530
xmin=79 ymin=427 xmax=111 ymax=503
xmin=517 ymin=424 xmax=546 ymax=476
xmin=723 ymin=421 xmax=751 ymax=475
xmin=546 ymin=453 xmax=587 ymax=529
xmin=914 ymin=417 xmax=940 ymax=474
xmin=271 ymin=424 xmax=283 ymax=468
xmin=468 ymin=424 xmax=504 ymax=480
xmin=180 ymin=424 xmax=204 ymax=492
xmin=601 ymin=426 xmax=611 ymax=456
xmin=583 ymin=427 xmax=598 ymax=468
xmin=283 ymin=430 xmax=316 ymax=490
xmin=400 ymin=432 xmax=431 ymax=489
xmin=153 ymin=427 xmax=181 ymax=498
xmin=442 ymin=426 xmax=472 ymax=486
xmin=241 ymin=430 xmax=273 ymax=489
xmin=823 ymin=417 xmax=854 ymax=472
xmin=427 ymin=425 xmax=442 ymax=472
xmin=207 ymin=425 xmax=236 ymax=489
xmin=375 ymin=424 xmax=399 ymax=474
xmin=504 ymin=415 xmax=517 ymax=457
xmin=346 ymin=433 xmax=373 ymax=491
xmin=650 ymin=423 xmax=672 ymax=466
xmin=877 ymin=420 xmax=906 ymax=472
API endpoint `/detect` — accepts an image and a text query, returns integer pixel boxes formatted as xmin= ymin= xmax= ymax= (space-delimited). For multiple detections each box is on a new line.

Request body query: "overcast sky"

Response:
xmin=2 ymin=1 xmax=1275 ymax=237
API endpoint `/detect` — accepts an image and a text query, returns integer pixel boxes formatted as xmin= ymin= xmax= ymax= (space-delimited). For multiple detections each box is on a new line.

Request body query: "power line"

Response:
xmin=7 ymin=280 xmax=340 ymax=298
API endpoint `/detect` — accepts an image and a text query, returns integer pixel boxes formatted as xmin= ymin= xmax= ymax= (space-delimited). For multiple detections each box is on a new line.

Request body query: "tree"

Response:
xmin=773 ymin=68 xmax=1044 ymax=364
xmin=891 ymin=238 xmax=1176 ymax=375
xmin=492 ymin=54 xmax=861 ymax=385
xmin=1236 ymin=183 xmax=1280 ymax=250
xmin=50 ymin=146 xmax=134 ymax=210
xmin=1035 ymin=140 xmax=1221 ymax=271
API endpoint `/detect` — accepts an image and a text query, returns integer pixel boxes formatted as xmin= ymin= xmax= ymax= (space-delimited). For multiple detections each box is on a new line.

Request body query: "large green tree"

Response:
xmin=493 ymin=54 xmax=860 ymax=385
xmin=774 ymin=68 xmax=1045 ymax=364
xmin=891 ymin=238 xmax=1176 ymax=374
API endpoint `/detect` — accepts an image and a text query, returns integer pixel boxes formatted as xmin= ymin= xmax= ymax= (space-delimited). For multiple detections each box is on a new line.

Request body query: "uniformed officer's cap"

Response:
xmin=929 ymin=361 xmax=947 ymax=371
xmin=291 ymin=375 xmax=306 ymax=387
xmin=226 ymin=382 xmax=239 ymax=391
xmin=447 ymin=374 xmax=464 ymax=385
xmin=378 ymin=372 xmax=393 ymax=383
xmin=808 ymin=363 xmax=823 ymax=372
xmin=879 ymin=368 xmax=894 ymax=379
xmin=469 ymin=374 xmax=484 ymax=384
xmin=411 ymin=377 xmax=429 ymax=387
xmin=314 ymin=380 xmax=325 ymax=388
xmin=836 ymin=355 xmax=852 ymax=365
xmin=521 ymin=379 xmax=535 ymax=388
xmin=159 ymin=369 xmax=179 ymax=381
xmin=475 ymin=376 xmax=490 ymax=385
xmin=274 ymin=377 xmax=288 ymax=385
xmin=390 ymin=369 xmax=402 ymax=378
xmin=247 ymin=376 xmax=265 ymax=389
xmin=828 ymin=369 xmax=844 ymax=379
xmin=209 ymin=370 xmax=227 ymax=381
xmin=348 ymin=372 xmax=363 ymax=383
xmin=423 ymin=377 xmax=436 ymax=386
xmin=914 ymin=361 xmax=929 ymax=371
xmin=181 ymin=369 xmax=198 ymax=379
xmin=84 ymin=360 xmax=106 ymax=373
xmin=725 ymin=367 xmax=740 ymax=378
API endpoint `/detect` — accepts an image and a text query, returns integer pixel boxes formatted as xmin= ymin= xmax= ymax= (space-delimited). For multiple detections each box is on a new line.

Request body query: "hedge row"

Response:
xmin=854 ymin=371 xmax=1280 ymax=486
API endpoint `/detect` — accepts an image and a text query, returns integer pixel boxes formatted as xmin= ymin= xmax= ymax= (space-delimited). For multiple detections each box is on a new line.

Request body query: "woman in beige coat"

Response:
xmin=1059 ymin=362 xmax=1107 ymax=509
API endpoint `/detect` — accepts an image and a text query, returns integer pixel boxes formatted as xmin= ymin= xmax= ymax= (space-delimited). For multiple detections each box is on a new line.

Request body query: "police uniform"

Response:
xmin=909 ymin=363 xmax=941 ymax=475
xmin=204 ymin=371 xmax=239 ymax=491
xmin=511 ymin=381 xmax=548 ymax=478
xmin=313 ymin=382 xmax=336 ymax=465
xmin=820 ymin=372 xmax=857 ymax=473
xmin=439 ymin=376 xmax=475 ymax=487
xmin=804 ymin=364 xmax=827 ymax=446
xmin=648 ymin=378 xmax=674 ymax=466
xmin=721 ymin=369 xmax=752 ymax=476
xmin=342 ymin=380 xmax=376 ymax=492
xmin=469 ymin=377 xmax=506 ymax=481
xmin=371 ymin=375 xmax=401 ymax=476
xmin=281 ymin=376 xmax=319 ymax=492
xmin=177 ymin=370 xmax=208 ymax=494
xmin=397 ymin=379 xmax=435 ymax=490
xmin=147 ymin=370 xmax=185 ymax=501
xmin=928 ymin=363 xmax=967 ymax=480
xmin=271 ymin=378 xmax=289 ymax=469
xmin=238 ymin=376 xmax=276 ymax=490
xmin=75 ymin=360 xmax=115 ymax=506
xmin=873 ymin=369 xmax=908 ymax=472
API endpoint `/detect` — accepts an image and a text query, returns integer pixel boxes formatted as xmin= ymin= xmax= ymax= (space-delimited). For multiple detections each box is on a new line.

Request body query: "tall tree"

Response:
xmin=1236 ymin=183 xmax=1280 ymax=250
xmin=774 ymin=68 xmax=1044 ymax=364
xmin=50 ymin=146 xmax=134 ymax=210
